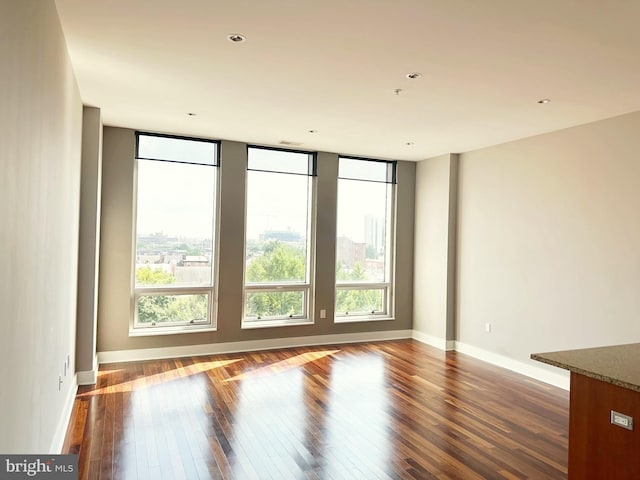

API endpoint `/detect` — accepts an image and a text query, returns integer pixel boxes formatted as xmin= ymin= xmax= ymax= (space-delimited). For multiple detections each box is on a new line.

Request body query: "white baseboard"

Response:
xmin=77 ymin=369 xmax=97 ymax=385
xmin=51 ymin=374 xmax=78 ymax=454
xmin=98 ymin=329 xmax=413 ymax=364
xmin=454 ymin=341 xmax=570 ymax=390
xmin=411 ymin=330 xmax=456 ymax=351
xmin=77 ymin=354 xmax=98 ymax=385
xmin=410 ymin=332 xmax=569 ymax=390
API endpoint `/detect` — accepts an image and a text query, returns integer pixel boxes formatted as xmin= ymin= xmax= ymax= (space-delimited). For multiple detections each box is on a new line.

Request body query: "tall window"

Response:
xmin=335 ymin=157 xmax=396 ymax=321
xmin=132 ymin=132 xmax=219 ymax=333
xmin=243 ymin=146 xmax=316 ymax=327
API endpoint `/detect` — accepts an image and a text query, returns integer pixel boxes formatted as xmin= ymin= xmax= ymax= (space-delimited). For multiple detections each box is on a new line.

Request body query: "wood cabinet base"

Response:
xmin=569 ymin=373 xmax=640 ymax=479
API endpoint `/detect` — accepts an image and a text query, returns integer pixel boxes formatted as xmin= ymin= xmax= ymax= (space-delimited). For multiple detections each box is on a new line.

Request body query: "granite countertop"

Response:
xmin=531 ymin=343 xmax=640 ymax=392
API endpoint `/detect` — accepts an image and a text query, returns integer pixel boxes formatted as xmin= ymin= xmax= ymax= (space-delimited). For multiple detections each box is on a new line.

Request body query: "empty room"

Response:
xmin=1 ymin=0 xmax=639 ymax=478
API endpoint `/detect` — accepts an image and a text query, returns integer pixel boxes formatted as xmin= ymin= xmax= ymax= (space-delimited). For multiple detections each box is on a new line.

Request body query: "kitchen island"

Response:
xmin=532 ymin=343 xmax=640 ymax=479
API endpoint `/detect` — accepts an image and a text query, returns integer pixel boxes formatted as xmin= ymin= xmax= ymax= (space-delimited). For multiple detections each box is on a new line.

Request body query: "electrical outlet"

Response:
xmin=320 ymin=309 xmax=326 ymax=319
xmin=485 ymin=322 xmax=492 ymax=333
xmin=611 ymin=410 xmax=633 ymax=430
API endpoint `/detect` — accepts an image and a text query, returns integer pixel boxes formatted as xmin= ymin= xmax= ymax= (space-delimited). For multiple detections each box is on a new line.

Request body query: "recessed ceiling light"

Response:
xmin=227 ymin=33 xmax=246 ymax=43
xmin=405 ymin=142 xmax=414 ymax=146
xmin=406 ymin=72 xmax=422 ymax=80
xmin=538 ymin=98 xmax=551 ymax=104
xmin=187 ymin=112 xmax=197 ymax=116
xmin=308 ymin=130 xmax=317 ymax=133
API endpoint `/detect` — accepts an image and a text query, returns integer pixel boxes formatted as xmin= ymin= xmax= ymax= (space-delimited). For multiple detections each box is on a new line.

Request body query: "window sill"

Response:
xmin=129 ymin=324 xmax=217 ymax=337
xmin=241 ymin=318 xmax=314 ymax=330
xmin=334 ymin=316 xmax=395 ymax=324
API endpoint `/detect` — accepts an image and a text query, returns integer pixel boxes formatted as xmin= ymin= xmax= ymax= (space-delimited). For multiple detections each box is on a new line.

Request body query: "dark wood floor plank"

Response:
xmin=63 ymin=340 xmax=568 ymax=479
xmin=62 ymin=395 xmax=88 ymax=455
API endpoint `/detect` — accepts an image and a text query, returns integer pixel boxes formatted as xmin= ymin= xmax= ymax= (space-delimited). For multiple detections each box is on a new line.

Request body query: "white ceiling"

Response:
xmin=54 ymin=0 xmax=640 ymax=161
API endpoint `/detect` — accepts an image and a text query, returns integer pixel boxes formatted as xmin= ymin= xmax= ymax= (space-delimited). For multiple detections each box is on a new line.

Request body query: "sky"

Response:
xmin=336 ymin=179 xmax=389 ymax=243
xmin=135 ymin=137 xmax=391 ymax=245
xmin=136 ymin=162 xmax=390 ymax=243
xmin=136 ymin=160 xmax=215 ymax=239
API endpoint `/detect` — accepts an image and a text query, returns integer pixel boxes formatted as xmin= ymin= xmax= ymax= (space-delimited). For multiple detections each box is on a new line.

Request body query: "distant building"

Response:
xmin=365 ymin=258 xmax=385 ymax=280
xmin=336 ymin=236 xmax=366 ymax=267
xmin=260 ymin=230 xmax=302 ymax=243
xmin=136 ymin=254 xmax=164 ymax=264
xmin=365 ymin=214 xmax=385 ymax=254
xmin=164 ymin=253 xmax=184 ymax=264
xmin=175 ymin=266 xmax=212 ymax=284
xmin=183 ymin=255 xmax=210 ymax=266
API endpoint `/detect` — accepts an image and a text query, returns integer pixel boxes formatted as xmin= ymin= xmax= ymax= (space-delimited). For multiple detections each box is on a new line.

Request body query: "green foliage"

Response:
xmin=335 ymin=263 xmax=348 ymax=281
xmin=244 ymin=247 xmax=385 ymax=318
xmin=335 ymin=262 xmax=383 ymax=315
xmin=138 ymin=294 xmax=207 ymax=324
xmin=136 ymin=266 xmax=175 ymax=285
xmin=246 ymin=242 xmax=305 ymax=282
xmin=336 ymin=288 xmax=382 ymax=315
xmin=136 ymin=267 xmax=207 ymax=324
xmin=365 ymin=244 xmax=377 ymax=259
xmin=350 ymin=263 xmax=366 ymax=280
xmin=246 ymin=291 xmax=303 ymax=319
xmin=138 ymin=295 xmax=170 ymax=324
xmin=245 ymin=242 xmax=306 ymax=318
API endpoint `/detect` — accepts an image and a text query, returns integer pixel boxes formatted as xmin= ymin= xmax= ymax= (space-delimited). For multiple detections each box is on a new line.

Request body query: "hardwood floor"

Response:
xmin=62 ymin=340 xmax=569 ymax=479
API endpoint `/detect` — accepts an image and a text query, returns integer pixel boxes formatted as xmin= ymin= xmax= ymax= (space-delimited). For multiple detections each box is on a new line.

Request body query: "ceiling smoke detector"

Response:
xmin=406 ymin=72 xmax=423 ymax=79
xmin=227 ymin=33 xmax=246 ymax=43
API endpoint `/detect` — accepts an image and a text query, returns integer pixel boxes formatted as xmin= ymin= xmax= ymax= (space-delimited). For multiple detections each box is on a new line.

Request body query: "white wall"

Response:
xmin=413 ymin=154 xmax=458 ymax=349
xmin=0 ymin=0 xmax=82 ymax=453
xmin=76 ymin=106 xmax=102 ymax=384
xmin=456 ymin=111 xmax=640 ymax=371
